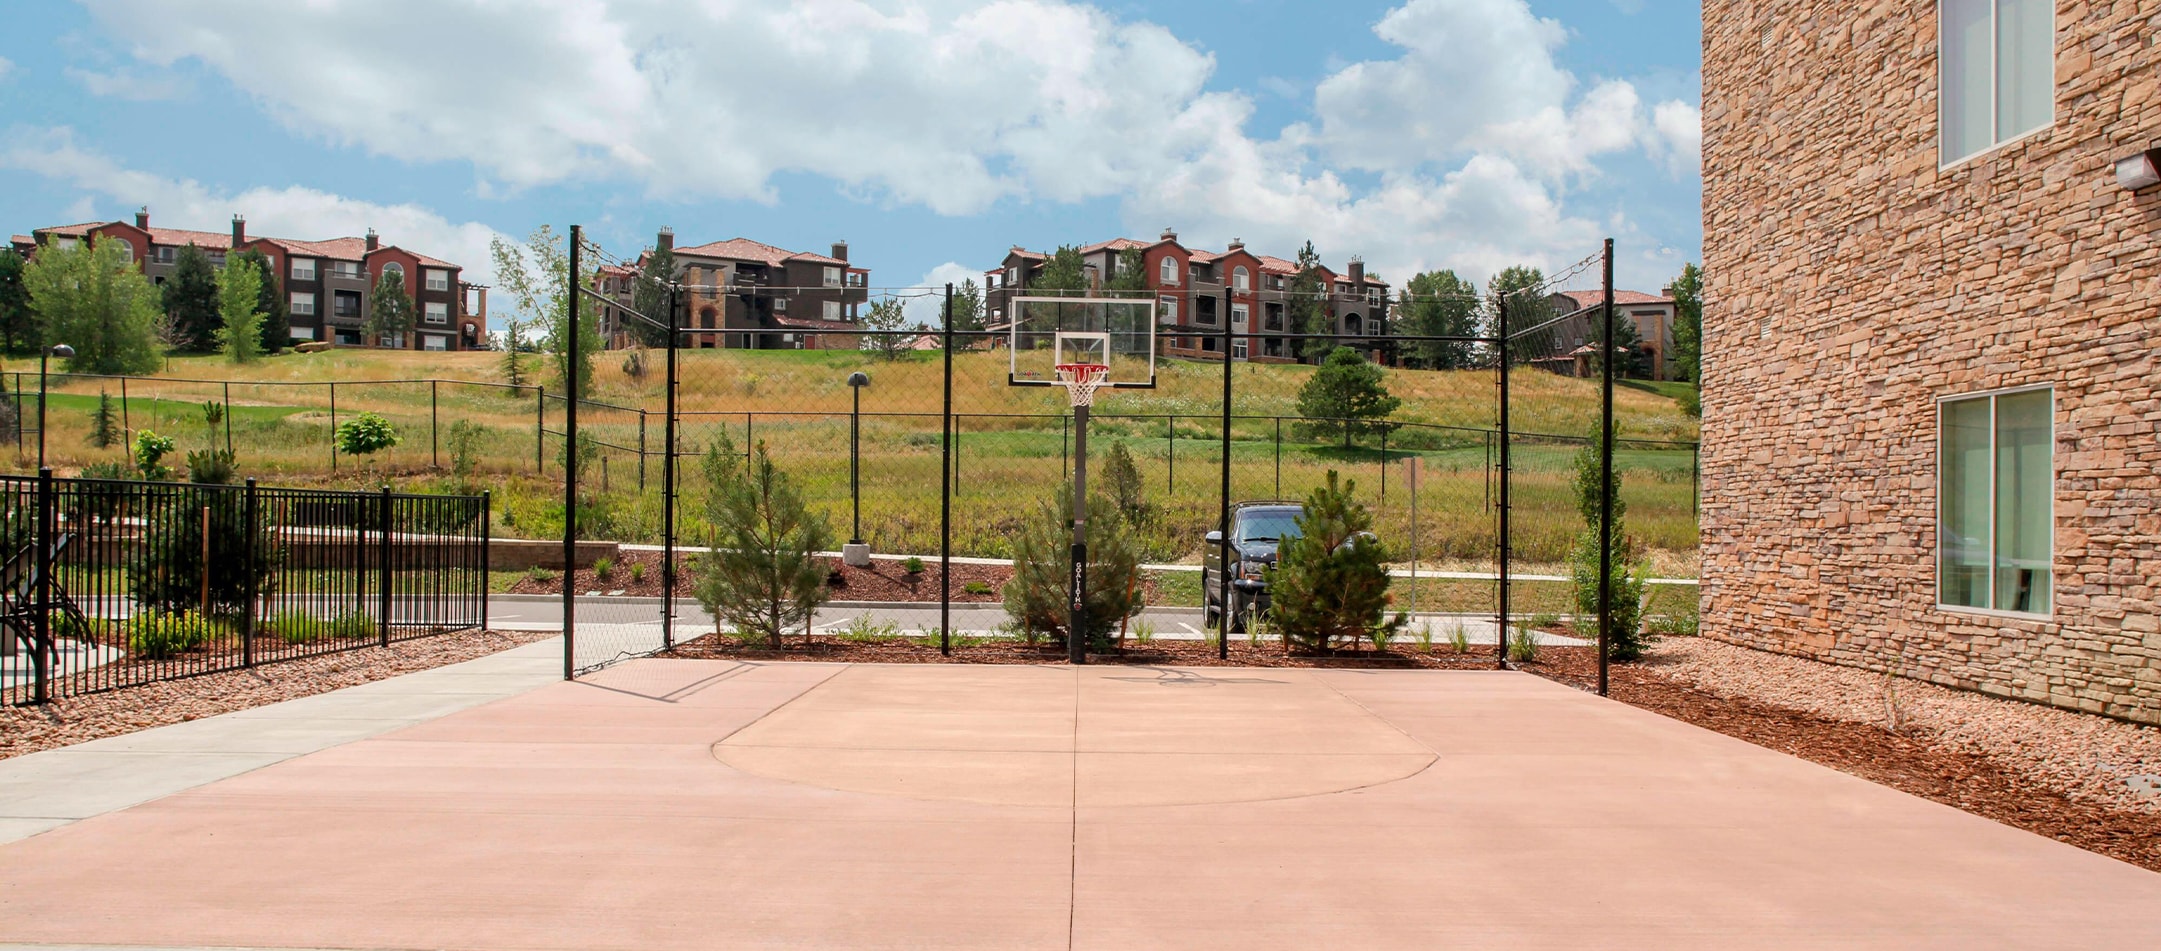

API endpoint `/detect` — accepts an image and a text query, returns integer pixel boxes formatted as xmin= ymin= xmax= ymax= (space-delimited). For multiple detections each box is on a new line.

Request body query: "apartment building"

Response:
xmin=1532 ymin=289 xmax=1683 ymax=381
xmin=984 ymin=229 xmax=1390 ymax=364
xmin=12 ymin=208 xmax=485 ymax=351
xmin=594 ymin=229 xmax=869 ymax=350
xmin=1702 ymin=0 xmax=2161 ymax=724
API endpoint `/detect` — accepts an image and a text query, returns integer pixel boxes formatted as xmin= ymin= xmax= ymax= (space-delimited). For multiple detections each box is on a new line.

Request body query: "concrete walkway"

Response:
xmin=0 ymin=638 xmax=562 ymax=847
xmin=1 ymin=658 xmax=2157 ymax=949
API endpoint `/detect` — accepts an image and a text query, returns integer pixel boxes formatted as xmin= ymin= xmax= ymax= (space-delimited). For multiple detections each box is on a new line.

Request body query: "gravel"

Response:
xmin=0 ymin=629 xmax=555 ymax=761
xmin=1645 ymin=637 xmax=2161 ymax=813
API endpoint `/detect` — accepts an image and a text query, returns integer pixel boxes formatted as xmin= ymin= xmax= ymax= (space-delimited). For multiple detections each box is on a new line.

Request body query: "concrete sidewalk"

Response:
xmin=0 ymin=637 xmax=563 ymax=847
xmin=0 ymin=659 xmax=2156 ymax=949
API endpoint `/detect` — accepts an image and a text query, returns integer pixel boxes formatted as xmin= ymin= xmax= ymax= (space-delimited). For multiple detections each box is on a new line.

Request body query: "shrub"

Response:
xmin=262 ymin=610 xmax=370 ymax=644
xmin=185 ymin=448 xmax=236 ymax=485
xmin=133 ymin=430 xmax=177 ymax=480
xmin=1266 ymin=471 xmax=1404 ymax=653
xmin=1002 ymin=487 xmax=1145 ymax=654
xmin=903 ymin=555 xmax=925 ymax=575
xmin=629 ymin=561 xmax=646 ymax=584
xmin=88 ymin=391 xmax=121 ymax=449
xmin=593 ymin=557 xmax=614 ymax=581
xmin=125 ymin=612 xmax=219 ymax=659
xmin=963 ymin=580 xmax=993 ymax=595
xmin=1508 ymin=627 xmax=1540 ymax=664
xmin=693 ymin=441 xmax=833 ymax=649
xmin=525 ymin=566 xmax=557 ymax=584
xmin=335 ymin=412 xmax=399 ymax=457
xmin=1449 ymin=621 xmax=1472 ymax=654
xmin=128 ymin=485 xmax=275 ymax=616
xmin=444 ymin=420 xmax=485 ymax=484
xmin=1567 ymin=426 xmax=1651 ymax=661
xmin=1100 ymin=440 xmax=1152 ymax=527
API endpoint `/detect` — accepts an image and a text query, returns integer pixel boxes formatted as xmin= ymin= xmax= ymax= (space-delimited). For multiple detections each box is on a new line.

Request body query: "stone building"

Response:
xmin=1701 ymin=0 xmax=2161 ymax=723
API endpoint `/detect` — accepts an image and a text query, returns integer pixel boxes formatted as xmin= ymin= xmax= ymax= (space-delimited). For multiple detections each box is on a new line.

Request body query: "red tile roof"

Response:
xmin=674 ymin=237 xmax=846 ymax=268
xmin=1552 ymin=289 xmax=1672 ymax=311
xmin=145 ymin=227 xmax=237 ymax=249
xmin=32 ymin=218 xmax=461 ymax=270
xmin=1256 ymin=255 xmax=1300 ymax=274
xmin=1078 ymin=237 xmax=1150 ymax=255
xmin=770 ymin=315 xmax=855 ymax=330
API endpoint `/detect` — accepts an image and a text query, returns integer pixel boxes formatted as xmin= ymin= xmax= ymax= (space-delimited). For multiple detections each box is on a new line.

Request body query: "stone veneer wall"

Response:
xmin=1700 ymin=1 xmax=2161 ymax=724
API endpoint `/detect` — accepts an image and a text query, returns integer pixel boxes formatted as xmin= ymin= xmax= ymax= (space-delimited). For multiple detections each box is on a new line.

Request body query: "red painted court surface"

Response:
xmin=2 ymin=660 xmax=2159 ymax=950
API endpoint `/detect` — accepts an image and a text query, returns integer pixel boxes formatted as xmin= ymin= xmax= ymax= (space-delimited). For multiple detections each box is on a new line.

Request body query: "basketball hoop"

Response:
xmin=1054 ymin=363 xmax=1110 ymax=407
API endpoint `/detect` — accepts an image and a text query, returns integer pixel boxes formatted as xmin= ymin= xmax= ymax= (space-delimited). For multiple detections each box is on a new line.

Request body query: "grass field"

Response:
xmin=5 ymin=347 xmax=1700 ymax=570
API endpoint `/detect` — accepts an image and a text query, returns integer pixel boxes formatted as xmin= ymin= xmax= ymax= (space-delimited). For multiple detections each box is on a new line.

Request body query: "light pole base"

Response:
xmin=842 ymin=543 xmax=872 ymax=568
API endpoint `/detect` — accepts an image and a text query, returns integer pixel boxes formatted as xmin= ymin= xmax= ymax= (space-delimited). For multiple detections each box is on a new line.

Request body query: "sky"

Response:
xmin=0 ymin=0 xmax=1703 ymax=325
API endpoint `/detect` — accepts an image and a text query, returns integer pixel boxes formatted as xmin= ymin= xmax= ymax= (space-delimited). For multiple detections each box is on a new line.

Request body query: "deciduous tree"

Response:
xmin=1401 ymin=269 xmax=1480 ymax=369
xmin=228 ymin=249 xmax=288 ymax=354
xmin=630 ymin=242 xmax=677 ymax=347
xmin=1671 ymin=262 xmax=1703 ymax=384
xmin=0 ymin=249 xmax=36 ymax=354
xmin=23 ymin=239 xmax=163 ymax=375
xmin=491 ymin=226 xmax=600 ymax=397
xmin=857 ymin=296 xmax=911 ymax=361
xmin=216 ymin=256 xmax=265 ymax=363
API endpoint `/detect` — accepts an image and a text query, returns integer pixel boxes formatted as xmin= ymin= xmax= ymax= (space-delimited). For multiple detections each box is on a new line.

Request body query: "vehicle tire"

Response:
xmin=1202 ymin=570 xmax=1221 ymax=628
xmin=1228 ymin=590 xmax=1248 ymax=635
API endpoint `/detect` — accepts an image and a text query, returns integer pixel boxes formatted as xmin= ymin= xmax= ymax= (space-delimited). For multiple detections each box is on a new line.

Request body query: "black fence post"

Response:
xmin=328 ymin=381 xmax=338 ymax=472
xmin=940 ymin=284 xmax=954 ymax=657
xmin=1381 ymin=429 xmax=1389 ymax=501
xmin=33 ymin=467 xmax=52 ymax=704
xmin=1496 ymin=295 xmax=1511 ymax=668
xmin=378 ymin=484 xmax=393 ymax=648
xmin=242 ymin=477 xmax=258 ymax=668
xmin=481 ymin=490 xmax=493 ymax=634
xmin=431 ymin=380 xmax=440 ymax=470
xmin=1597 ymin=237 xmax=1616 ymax=697
xmin=1275 ymin=417 xmax=1282 ymax=497
xmin=1217 ymin=288 xmax=1232 ymax=660
xmin=535 ymin=386 xmax=546 ymax=473
xmin=661 ymin=285 xmax=679 ymax=652
xmin=1166 ymin=415 xmax=1175 ymax=493
xmin=119 ymin=376 xmax=130 ymax=451
xmin=563 ymin=224 xmax=582 ymax=681
xmin=222 ymin=381 xmax=233 ymax=455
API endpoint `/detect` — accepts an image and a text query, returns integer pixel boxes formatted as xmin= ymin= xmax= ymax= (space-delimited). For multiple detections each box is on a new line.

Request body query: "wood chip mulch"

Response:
xmin=666 ymin=632 xmax=1505 ymax=669
xmin=1520 ymin=644 xmax=2161 ymax=874
xmin=0 ymin=629 xmax=554 ymax=762
xmin=507 ymin=550 xmax=1018 ymax=603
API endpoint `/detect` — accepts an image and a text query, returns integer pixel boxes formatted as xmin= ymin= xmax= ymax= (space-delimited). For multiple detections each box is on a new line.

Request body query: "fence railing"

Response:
xmin=0 ymin=472 xmax=488 ymax=706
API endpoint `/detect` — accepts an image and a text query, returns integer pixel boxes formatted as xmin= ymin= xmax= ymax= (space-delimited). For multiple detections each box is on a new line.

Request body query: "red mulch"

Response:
xmin=506 ymin=550 xmax=1017 ymax=602
xmin=1521 ymin=645 xmax=2161 ymax=874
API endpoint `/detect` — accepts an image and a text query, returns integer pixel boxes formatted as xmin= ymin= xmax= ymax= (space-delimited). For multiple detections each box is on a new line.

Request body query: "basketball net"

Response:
xmin=1054 ymin=363 xmax=1110 ymax=408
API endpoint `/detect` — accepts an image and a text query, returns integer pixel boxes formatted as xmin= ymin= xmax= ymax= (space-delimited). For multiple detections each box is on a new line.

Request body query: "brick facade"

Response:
xmin=1701 ymin=1 xmax=2161 ymax=723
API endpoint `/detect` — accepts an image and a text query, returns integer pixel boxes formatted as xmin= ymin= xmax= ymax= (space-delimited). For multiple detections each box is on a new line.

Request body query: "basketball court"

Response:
xmin=2 ymin=658 xmax=2158 ymax=949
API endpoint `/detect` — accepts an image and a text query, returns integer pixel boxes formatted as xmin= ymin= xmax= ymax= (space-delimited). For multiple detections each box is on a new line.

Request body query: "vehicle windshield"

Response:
xmin=1236 ymin=511 xmax=1303 ymax=545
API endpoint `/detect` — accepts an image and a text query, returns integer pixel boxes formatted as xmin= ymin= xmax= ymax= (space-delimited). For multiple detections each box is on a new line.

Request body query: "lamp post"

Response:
xmin=37 ymin=344 xmax=73 ymax=470
xmin=844 ymin=371 xmax=872 ymax=566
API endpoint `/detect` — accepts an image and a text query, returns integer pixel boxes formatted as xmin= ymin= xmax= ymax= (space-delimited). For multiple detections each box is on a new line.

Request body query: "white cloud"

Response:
xmin=65 ymin=66 xmax=192 ymax=101
xmin=0 ymin=128 xmax=507 ymax=286
xmin=75 ymin=0 xmax=1700 ymax=290
xmin=899 ymin=262 xmax=991 ymax=327
xmin=0 ymin=57 xmax=15 ymax=81
xmin=1651 ymin=100 xmax=1703 ymax=175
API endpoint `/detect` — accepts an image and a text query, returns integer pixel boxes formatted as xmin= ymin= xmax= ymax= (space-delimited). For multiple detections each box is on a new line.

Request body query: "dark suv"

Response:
xmin=1202 ymin=502 xmax=1306 ymax=633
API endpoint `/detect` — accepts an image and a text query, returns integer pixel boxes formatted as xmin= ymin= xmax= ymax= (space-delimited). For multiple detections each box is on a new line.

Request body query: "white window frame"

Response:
xmin=774 ymin=296 xmax=788 ymax=312
xmin=421 ymin=333 xmax=449 ymax=352
xmin=822 ymin=299 xmax=842 ymax=321
xmin=1232 ymin=303 xmax=1249 ymax=327
xmin=1159 ymin=296 xmax=1179 ymax=325
xmin=380 ymin=262 xmax=404 ymax=283
xmin=1233 ymin=267 xmax=1250 ymax=292
xmin=1232 ymin=339 xmax=1248 ymax=360
xmin=425 ymin=268 xmax=451 ymax=292
xmin=291 ymin=258 xmax=316 ymax=281
xmin=1935 ymin=383 xmax=2055 ymax=619
xmin=1938 ymin=0 xmax=2057 ymax=168
xmin=290 ymin=292 xmax=316 ymax=316
xmin=822 ymin=266 xmax=842 ymax=288
xmin=1159 ymin=256 xmax=1180 ymax=286
xmin=155 ymin=246 xmax=175 ymax=264
xmin=331 ymin=261 xmax=363 ymax=280
xmin=424 ymin=301 xmax=449 ymax=324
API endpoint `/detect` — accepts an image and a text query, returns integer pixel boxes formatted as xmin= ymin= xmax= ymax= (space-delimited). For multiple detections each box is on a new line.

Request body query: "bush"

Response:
xmin=1508 ymin=627 xmax=1540 ymax=664
xmin=444 ymin=420 xmax=485 ymax=484
xmin=693 ymin=441 xmax=833 ymax=649
xmin=1266 ymin=471 xmax=1404 ymax=653
xmin=593 ymin=557 xmax=614 ymax=581
xmin=1567 ymin=426 xmax=1652 ymax=661
xmin=133 ymin=430 xmax=176 ymax=480
xmin=525 ymin=566 xmax=557 ymax=584
xmin=628 ymin=561 xmax=646 ymax=584
xmin=185 ymin=448 xmax=236 ymax=485
xmin=1100 ymin=440 xmax=1152 ymax=527
xmin=261 ymin=609 xmax=372 ymax=644
xmin=128 ymin=486 xmax=275 ymax=616
xmin=125 ymin=612 xmax=220 ymax=659
xmin=903 ymin=555 xmax=925 ymax=575
xmin=88 ymin=391 xmax=121 ymax=449
xmin=336 ymin=412 xmax=399 ymax=457
xmin=963 ymin=580 xmax=993 ymax=595
xmin=1002 ymin=487 xmax=1144 ymax=654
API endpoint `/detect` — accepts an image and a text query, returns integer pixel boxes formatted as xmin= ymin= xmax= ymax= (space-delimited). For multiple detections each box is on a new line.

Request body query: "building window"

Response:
xmin=333 ymin=290 xmax=362 ymax=318
xmin=110 ymin=238 xmax=135 ymax=262
xmin=1233 ymin=267 xmax=1249 ymax=292
xmin=155 ymin=246 xmax=175 ymax=264
xmin=424 ymin=301 xmax=449 ymax=324
xmin=1939 ymin=388 xmax=2052 ymax=615
xmin=422 ymin=334 xmax=448 ymax=352
xmin=1232 ymin=303 xmax=1249 ymax=327
xmin=774 ymin=297 xmax=788 ymax=312
xmin=206 ymin=251 xmax=226 ymax=267
xmin=1159 ymin=296 xmax=1179 ymax=325
xmin=289 ymin=326 xmax=317 ymax=341
xmin=290 ymin=292 xmax=316 ymax=316
xmin=291 ymin=258 xmax=316 ymax=281
xmin=823 ymin=300 xmax=842 ymax=321
xmin=1941 ymin=0 xmax=2054 ymax=165
xmin=381 ymin=262 xmax=403 ymax=283
xmin=331 ymin=261 xmax=363 ymax=280
xmin=822 ymin=266 xmax=842 ymax=288
xmin=1159 ymin=257 xmax=1179 ymax=286
xmin=425 ymin=269 xmax=451 ymax=292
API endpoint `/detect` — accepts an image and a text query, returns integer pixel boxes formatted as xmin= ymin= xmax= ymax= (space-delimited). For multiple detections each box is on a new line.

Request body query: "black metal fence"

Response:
xmin=0 ymin=472 xmax=488 ymax=706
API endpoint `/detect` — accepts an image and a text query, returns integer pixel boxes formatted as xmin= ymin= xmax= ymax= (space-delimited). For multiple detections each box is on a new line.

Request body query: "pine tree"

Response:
xmin=1286 ymin=241 xmax=1331 ymax=361
xmin=162 ymin=244 xmax=223 ymax=352
xmin=1100 ymin=440 xmax=1150 ymax=527
xmin=1401 ymin=269 xmax=1480 ymax=369
xmin=500 ymin=319 xmax=528 ymax=386
xmin=1033 ymin=245 xmax=1088 ymax=294
xmin=1002 ymin=488 xmax=1145 ymax=653
xmin=858 ymin=297 xmax=911 ymax=361
xmin=630 ymin=243 xmax=677 ymax=347
xmin=1105 ymin=248 xmax=1150 ymax=295
xmin=216 ymin=256 xmax=265 ymax=363
xmin=1589 ymin=298 xmax=1643 ymax=379
xmin=229 ymin=249 xmax=288 ymax=354
xmin=1268 ymin=471 xmax=1404 ymax=652
xmin=363 ymin=270 xmax=415 ymax=347
xmin=1295 ymin=346 xmax=1401 ymax=449
xmin=693 ymin=441 xmax=833 ymax=649
xmin=1486 ymin=265 xmax=1550 ymax=364
xmin=88 ymin=391 xmax=121 ymax=449
xmin=0 ymin=248 xmax=35 ymax=354
xmin=948 ymin=278 xmax=985 ymax=334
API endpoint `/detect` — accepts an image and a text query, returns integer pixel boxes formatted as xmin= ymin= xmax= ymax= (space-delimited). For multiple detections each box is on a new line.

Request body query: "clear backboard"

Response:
xmin=1008 ymin=297 xmax=1157 ymax=389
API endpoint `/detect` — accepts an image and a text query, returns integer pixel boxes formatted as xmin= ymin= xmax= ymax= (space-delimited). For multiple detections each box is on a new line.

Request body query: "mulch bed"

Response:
xmin=507 ymin=550 xmax=1018 ymax=603
xmin=666 ymin=632 xmax=1504 ymax=669
xmin=1520 ymin=644 xmax=2161 ymax=874
xmin=1 ymin=629 xmax=554 ymax=761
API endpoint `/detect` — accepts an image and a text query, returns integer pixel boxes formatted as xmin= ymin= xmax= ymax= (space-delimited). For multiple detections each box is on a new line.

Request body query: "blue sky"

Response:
xmin=0 ymin=0 xmax=1702 ymax=321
